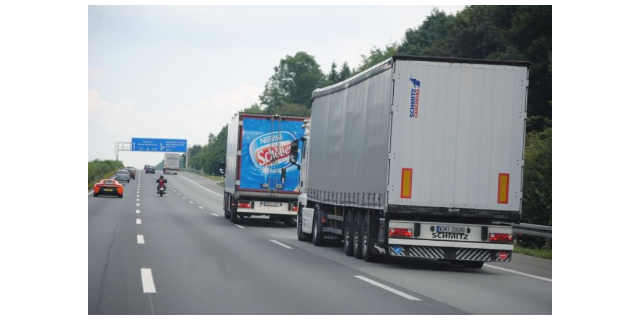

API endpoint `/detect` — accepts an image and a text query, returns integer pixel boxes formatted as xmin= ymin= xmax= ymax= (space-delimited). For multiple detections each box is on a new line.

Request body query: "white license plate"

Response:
xmin=436 ymin=225 xmax=467 ymax=234
xmin=263 ymin=202 xmax=281 ymax=207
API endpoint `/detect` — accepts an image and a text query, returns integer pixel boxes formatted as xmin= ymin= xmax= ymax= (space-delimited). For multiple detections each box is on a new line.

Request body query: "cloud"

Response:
xmin=88 ymin=89 xmax=107 ymax=114
xmin=88 ymin=67 xmax=104 ymax=82
xmin=88 ymin=85 xmax=261 ymax=163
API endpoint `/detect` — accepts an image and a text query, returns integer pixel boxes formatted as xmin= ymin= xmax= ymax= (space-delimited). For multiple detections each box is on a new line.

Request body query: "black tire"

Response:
xmin=462 ymin=261 xmax=484 ymax=269
xmin=362 ymin=211 xmax=383 ymax=262
xmin=353 ymin=211 xmax=364 ymax=259
xmin=343 ymin=209 xmax=355 ymax=256
xmin=297 ymin=207 xmax=311 ymax=241
xmin=284 ymin=216 xmax=296 ymax=227
xmin=312 ymin=206 xmax=324 ymax=246
xmin=93 ymin=193 xmax=98 ymax=197
xmin=118 ymin=194 xmax=123 ymax=198
xmin=160 ymin=191 xmax=163 ymax=197
xmin=230 ymin=198 xmax=243 ymax=224
xmin=223 ymin=194 xmax=230 ymax=219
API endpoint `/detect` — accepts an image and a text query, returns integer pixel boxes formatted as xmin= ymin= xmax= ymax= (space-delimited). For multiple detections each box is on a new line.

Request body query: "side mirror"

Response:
xmin=289 ymin=140 xmax=299 ymax=164
xmin=219 ymin=160 xmax=226 ymax=177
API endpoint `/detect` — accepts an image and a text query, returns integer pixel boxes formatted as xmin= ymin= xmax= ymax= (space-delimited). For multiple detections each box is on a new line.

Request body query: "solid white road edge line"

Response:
xmin=485 ymin=264 xmax=552 ymax=282
xmin=270 ymin=240 xmax=293 ymax=249
xmin=137 ymin=235 xmax=145 ymax=244
xmin=141 ymin=268 xmax=156 ymax=293
xmin=179 ymin=175 xmax=223 ymax=197
xmin=354 ymin=276 xmax=421 ymax=301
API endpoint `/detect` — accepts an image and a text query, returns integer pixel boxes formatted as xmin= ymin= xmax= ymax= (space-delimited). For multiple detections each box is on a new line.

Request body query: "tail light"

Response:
xmin=238 ymin=201 xmax=251 ymax=209
xmin=489 ymin=233 xmax=513 ymax=242
xmin=292 ymin=205 xmax=298 ymax=212
xmin=389 ymin=228 xmax=413 ymax=238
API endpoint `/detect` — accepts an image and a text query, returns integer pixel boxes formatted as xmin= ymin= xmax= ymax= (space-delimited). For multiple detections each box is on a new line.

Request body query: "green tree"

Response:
xmin=88 ymin=159 xmax=123 ymax=188
xmin=259 ymin=51 xmax=326 ymax=113
xmin=522 ymin=119 xmax=552 ymax=227
xmin=271 ymin=103 xmax=311 ymax=117
xmin=327 ymin=61 xmax=339 ymax=85
xmin=354 ymin=43 xmax=399 ymax=74
xmin=337 ymin=61 xmax=352 ymax=82
xmin=398 ymin=8 xmax=457 ymax=57
xmin=243 ymin=103 xmax=263 ymax=114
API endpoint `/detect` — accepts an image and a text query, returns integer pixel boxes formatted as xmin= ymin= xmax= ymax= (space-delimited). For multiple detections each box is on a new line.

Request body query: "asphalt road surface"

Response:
xmin=88 ymin=171 xmax=552 ymax=315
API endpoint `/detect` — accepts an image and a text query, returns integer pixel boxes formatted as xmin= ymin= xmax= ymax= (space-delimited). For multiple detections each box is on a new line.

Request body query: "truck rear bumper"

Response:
xmin=385 ymin=239 xmax=512 ymax=262
xmin=237 ymin=200 xmax=297 ymax=215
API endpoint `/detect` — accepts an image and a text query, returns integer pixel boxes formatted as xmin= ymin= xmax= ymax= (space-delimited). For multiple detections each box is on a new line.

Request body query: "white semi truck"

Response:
xmin=220 ymin=113 xmax=307 ymax=226
xmin=163 ymin=153 xmax=180 ymax=175
xmin=290 ymin=55 xmax=530 ymax=268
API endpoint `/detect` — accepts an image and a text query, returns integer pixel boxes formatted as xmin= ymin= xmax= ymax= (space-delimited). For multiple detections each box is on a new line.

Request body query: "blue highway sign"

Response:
xmin=131 ymin=138 xmax=187 ymax=153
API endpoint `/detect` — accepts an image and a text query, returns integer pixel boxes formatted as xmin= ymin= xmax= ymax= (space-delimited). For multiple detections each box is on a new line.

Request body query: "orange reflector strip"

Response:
xmin=497 ymin=173 xmax=509 ymax=204
xmin=401 ymin=168 xmax=412 ymax=199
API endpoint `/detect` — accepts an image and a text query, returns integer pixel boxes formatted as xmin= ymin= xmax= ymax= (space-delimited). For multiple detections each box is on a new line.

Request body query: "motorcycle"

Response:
xmin=157 ymin=178 xmax=167 ymax=197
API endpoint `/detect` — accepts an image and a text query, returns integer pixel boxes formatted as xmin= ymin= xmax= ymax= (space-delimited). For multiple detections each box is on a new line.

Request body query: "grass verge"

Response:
xmin=514 ymin=246 xmax=552 ymax=260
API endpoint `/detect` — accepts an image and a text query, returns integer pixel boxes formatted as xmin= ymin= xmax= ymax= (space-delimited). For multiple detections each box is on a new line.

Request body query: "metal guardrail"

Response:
xmin=509 ymin=223 xmax=552 ymax=239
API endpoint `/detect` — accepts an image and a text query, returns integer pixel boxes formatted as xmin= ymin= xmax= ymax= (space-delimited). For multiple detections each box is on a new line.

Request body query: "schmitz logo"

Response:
xmin=409 ymin=76 xmax=421 ymax=118
xmin=249 ymin=131 xmax=296 ymax=169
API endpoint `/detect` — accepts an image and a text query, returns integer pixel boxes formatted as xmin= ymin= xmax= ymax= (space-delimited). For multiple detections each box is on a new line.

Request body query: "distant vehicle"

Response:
xmin=126 ymin=166 xmax=136 ymax=179
xmin=163 ymin=153 xmax=180 ymax=175
xmin=145 ymin=165 xmax=155 ymax=174
xmin=93 ymin=179 xmax=124 ymax=198
xmin=114 ymin=170 xmax=130 ymax=183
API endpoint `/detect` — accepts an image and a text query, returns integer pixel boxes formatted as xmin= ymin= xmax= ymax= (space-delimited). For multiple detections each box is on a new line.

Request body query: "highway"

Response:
xmin=88 ymin=171 xmax=552 ymax=315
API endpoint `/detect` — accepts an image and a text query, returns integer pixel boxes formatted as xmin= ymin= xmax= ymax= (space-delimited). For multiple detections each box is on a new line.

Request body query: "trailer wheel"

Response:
xmin=343 ymin=209 xmax=355 ymax=256
xmin=230 ymin=197 xmax=244 ymax=224
xmin=312 ymin=206 xmax=324 ymax=246
xmin=362 ymin=211 xmax=383 ymax=262
xmin=353 ymin=211 xmax=364 ymax=259
xmin=223 ymin=194 xmax=230 ymax=219
xmin=297 ymin=207 xmax=311 ymax=241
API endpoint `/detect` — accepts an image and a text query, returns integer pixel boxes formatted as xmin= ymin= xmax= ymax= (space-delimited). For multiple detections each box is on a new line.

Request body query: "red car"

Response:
xmin=93 ymin=179 xmax=124 ymax=198
xmin=126 ymin=166 xmax=136 ymax=179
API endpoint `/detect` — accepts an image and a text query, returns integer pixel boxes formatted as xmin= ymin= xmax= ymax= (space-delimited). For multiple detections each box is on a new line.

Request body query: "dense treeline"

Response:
xmin=188 ymin=5 xmax=552 ymax=240
xmin=88 ymin=159 xmax=123 ymax=189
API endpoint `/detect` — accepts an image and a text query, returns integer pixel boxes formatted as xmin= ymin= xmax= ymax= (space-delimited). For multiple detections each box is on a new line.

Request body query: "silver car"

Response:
xmin=114 ymin=170 xmax=130 ymax=183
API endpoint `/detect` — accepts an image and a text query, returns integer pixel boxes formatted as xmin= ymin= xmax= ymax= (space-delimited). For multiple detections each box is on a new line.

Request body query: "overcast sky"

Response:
xmin=88 ymin=5 xmax=467 ymax=169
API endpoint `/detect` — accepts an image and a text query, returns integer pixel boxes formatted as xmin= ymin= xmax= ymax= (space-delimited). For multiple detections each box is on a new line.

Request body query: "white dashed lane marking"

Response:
xmin=354 ymin=276 xmax=421 ymax=301
xmin=141 ymin=268 xmax=156 ymax=293
xmin=270 ymin=240 xmax=293 ymax=249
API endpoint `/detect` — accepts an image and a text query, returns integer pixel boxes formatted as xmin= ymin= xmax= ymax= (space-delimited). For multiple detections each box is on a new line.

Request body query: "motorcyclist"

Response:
xmin=156 ymin=175 xmax=167 ymax=194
